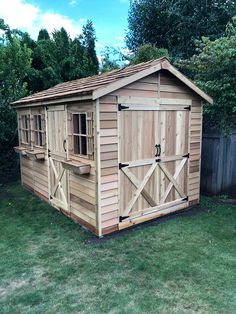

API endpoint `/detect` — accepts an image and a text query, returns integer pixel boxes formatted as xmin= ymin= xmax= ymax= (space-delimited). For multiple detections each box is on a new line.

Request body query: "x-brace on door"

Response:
xmin=47 ymin=105 xmax=69 ymax=212
xmin=118 ymin=101 xmax=190 ymax=223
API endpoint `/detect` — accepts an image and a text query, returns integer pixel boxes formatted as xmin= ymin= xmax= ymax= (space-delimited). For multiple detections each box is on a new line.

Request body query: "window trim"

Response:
xmin=72 ymin=112 xmax=88 ymax=157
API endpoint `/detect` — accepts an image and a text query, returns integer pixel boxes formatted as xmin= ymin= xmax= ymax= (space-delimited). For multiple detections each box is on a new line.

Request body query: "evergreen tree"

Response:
xmin=80 ymin=20 xmax=99 ymax=76
xmin=37 ymin=29 xmax=50 ymax=41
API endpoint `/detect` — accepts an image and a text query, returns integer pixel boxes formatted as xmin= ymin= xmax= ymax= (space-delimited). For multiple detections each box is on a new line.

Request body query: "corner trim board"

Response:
xmin=95 ymin=99 xmax=102 ymax=237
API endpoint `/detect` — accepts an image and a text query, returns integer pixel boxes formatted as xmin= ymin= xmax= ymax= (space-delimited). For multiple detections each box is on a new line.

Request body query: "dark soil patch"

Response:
xmin=85 ymin=204 xmax=215 ymax=244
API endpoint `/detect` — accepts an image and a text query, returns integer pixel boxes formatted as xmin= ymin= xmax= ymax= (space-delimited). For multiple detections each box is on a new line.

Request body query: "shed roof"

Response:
xmin=12 ymin=57 xmax=213 ymax=107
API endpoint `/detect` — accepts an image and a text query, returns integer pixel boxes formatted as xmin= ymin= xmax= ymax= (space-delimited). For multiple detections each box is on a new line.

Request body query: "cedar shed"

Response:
xmin=12 ymin=58 xmax=213 ymax=237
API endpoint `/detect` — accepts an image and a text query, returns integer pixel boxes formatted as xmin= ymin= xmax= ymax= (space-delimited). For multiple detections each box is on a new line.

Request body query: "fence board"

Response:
xmin=201 ymin=130 xmax=236 ymax=197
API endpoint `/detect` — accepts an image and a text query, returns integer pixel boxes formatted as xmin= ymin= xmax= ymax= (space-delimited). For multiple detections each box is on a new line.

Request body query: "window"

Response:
xmin=73 ymin=113 xmax=87 ymax=156
xmin=34 ymin=115 xmax=43 ymax=147
xmin=21 ymin=114 xmax=30 ymax=144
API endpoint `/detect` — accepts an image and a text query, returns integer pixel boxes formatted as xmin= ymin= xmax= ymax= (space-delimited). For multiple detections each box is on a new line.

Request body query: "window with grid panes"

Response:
xmin=34 ymin=114 xmax=43 ymax=147
xmin=20 ymin=114 xmax=30 ymax=144
xmin=73 ymin=113 xmax=88 ymax=156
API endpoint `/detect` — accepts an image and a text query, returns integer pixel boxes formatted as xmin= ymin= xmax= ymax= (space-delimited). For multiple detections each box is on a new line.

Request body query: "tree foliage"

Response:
xmin=0 ymin=19 xmax=32 ymax=181
xmin=126 ymin=0 xmax=236 ymax=58
xmin=27 ymin=20 xmax=99 ymax=93
xmin=131 ymin=44 xmax=169 ymax=64
xmin=180 ymin=19 xmax=236 ymax=134
xmin=0 ymin=18 xmax=99 ymax=182
xmin=100 ymin=50 xmax=120 ymax=73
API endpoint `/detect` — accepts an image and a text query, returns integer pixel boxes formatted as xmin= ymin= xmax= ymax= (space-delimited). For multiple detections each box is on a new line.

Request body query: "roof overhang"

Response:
xmin=11 ymin=92 xmax=92 ymax=108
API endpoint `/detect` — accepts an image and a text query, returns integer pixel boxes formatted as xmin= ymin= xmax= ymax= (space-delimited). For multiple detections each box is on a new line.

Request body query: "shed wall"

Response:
xmin=99 ymin=71 xmax=203 ymax=235
xmin=21 ymin=157 xmax=49 ymax=201
xmin=18 ymin=107 xmax=49 ymax=201
xmin=66 ymin=103 xmax=97 ymax=233
xmin=98 ymin=95 xmax=119 ymax=234
xmin=18 ymin=103 xmax=97 ymax=234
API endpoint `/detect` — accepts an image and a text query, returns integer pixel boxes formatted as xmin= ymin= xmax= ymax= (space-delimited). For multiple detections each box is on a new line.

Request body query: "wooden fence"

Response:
xmin=201 ymin=130 xmax=236 ymax=197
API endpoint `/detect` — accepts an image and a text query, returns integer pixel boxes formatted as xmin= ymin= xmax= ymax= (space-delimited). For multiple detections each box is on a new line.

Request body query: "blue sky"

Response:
xmin=0 ymin=0 xmax=130 ymax=58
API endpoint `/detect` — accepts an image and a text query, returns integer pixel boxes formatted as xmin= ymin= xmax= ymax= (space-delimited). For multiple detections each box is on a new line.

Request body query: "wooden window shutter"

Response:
xmin=41 ymin=113 xmax=46 ymax=147
xmin=30 ymin=114 xmax=34 ymax=147
xmin=87 ymin=112 xmax=94 ymax=160
xmin=18 ymin=116 xmax=22 ymax=144
xmin=67 ymin=111 xmax=73 ymax=154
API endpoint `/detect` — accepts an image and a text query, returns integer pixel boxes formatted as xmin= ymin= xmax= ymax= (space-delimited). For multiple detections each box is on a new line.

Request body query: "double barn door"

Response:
xmin=119 ymin=102 xmax=190 ymax=223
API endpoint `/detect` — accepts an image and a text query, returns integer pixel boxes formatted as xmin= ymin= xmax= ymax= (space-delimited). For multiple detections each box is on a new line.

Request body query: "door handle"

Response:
xmin=155 ymin=144 xmax=161 ymax=157
xmin=63 ymin=139 xmax=67 ymax=152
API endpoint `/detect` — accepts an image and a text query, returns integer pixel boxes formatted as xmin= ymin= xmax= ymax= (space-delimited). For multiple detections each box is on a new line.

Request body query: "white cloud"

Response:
xmin=115 ymin=36 xmax=124 ymax=41
xmin=114 ymin=43 xmax=123 ymax=47
xmin=37 ymin=12 xmax=82 ymax=38
xmin=69 ymin=0 xmax=77 ymax=6
xmin=0 ymin=0 xmax=83 ymax=39
xmin=120 ymin=47 xmax=133 ymax=58
xmin=79 ymin=18 xmax=87 ymax=24
xmin=0 ymin=0 xmax=40 ymax=30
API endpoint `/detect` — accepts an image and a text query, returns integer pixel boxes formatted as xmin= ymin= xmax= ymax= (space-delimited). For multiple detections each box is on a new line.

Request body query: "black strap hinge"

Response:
xmin=118 ymin=104 xmax=129 ymax=111
xmin=48 ymin=149 xmax=51 ymax=157
xmin=183 ymin=153 xmax=190 ymax=158
xmin=119 ymin=215 xmax=129 ymax=222
xmin=119 ymin=162 xmax=129 ymax=170
xmin=184 ymin=105 xmax=191 ymax=111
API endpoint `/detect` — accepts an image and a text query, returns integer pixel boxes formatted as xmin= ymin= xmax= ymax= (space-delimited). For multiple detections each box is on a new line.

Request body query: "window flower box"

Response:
xmin=61 ymin=159 xmax=91 ymax=175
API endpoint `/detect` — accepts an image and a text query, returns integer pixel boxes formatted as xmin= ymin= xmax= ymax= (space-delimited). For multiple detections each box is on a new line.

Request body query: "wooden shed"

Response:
xmin=12 ymin=58 xmax=213 ymax=236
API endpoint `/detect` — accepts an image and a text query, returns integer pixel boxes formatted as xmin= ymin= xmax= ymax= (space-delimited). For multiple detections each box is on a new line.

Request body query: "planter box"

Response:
xmin=14 ymin=146 xmax=27 ymax=156
xmin=25 ymin=150 xmax=45 ymax=160
xmin=61 ymin=160 xmax=91 ymax=175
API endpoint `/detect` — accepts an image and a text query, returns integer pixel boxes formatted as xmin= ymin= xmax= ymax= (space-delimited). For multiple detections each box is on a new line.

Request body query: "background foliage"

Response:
xmin=0 ymin=18 xmax=98 ymax=182
xmin=130 ymin=44 xmax=170 ymax=64
xmin=179 ymin=18 xmax=236 ymax=134
xmin=126 ymin=0 xmax=236 ymax=58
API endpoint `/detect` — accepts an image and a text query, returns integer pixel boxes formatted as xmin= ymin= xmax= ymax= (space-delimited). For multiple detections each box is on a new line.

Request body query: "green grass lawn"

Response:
xmin=0 ymin=182 xmax=235 ymax=314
